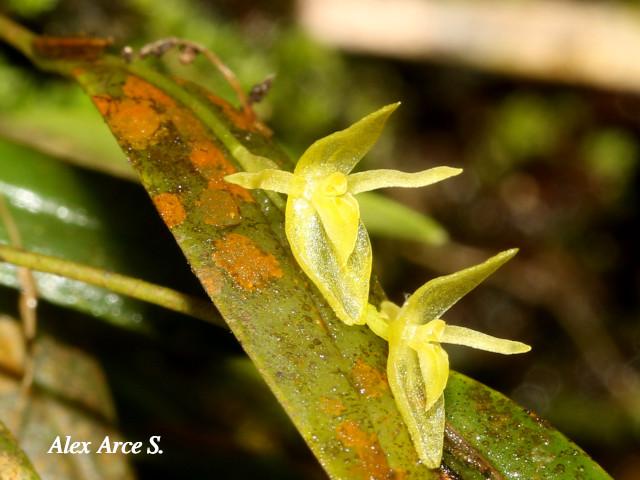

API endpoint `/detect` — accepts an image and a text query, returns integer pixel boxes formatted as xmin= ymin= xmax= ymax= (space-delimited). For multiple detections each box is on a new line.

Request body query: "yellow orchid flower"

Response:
xmin=365 ymin=249 xmax=531 ymax=468
xmin=225 ymin=103 xmax=462 ymax=325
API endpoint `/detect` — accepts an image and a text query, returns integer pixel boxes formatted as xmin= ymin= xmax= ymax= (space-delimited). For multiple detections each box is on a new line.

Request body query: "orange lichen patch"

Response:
xmin=198 ymin=268 xmax=224 ymax=296
xmin=171 ymin=107 xmax=210 ymax=141
xmin=0 ymin=452 xmax=21 ymax=478
xmin=122 ymin=75 xmax=176 ymax=110
xmin=92 ymin=95 xmax=112 ymax=116
xmin=351 ymin=358 xmax=389 ymax=398
xmin=152 ymin=193 xmax=186 ymax=228
xmin=208 ymin=177 xmax=254 ymax=203
xmin=190 ymin=140 xmax=228 ymax=173
xmin=188 ymin=139 xmax=254 ymax=202
xmin=335 ymin=421 xmax=397 ymax=480
xmin=196 ymin=188 xmax=241 ymax=227
xmin=212 ymin=233 xmax=283 ymax=290
xmin=320 ymin=397 xmax=346 ymax=417
xmin=207 ymin=94 xmax=256 ymax=131
xmin=105 ymin=97 xmax=165 ymax=150
xmin=207 ymin=93 xmax=273 ymax=137
xmin=71 ymin=66 xmax=86 ymax=77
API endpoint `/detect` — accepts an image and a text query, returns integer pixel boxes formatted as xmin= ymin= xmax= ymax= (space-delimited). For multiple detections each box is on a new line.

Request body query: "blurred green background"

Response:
xmin=1 ymin=0 xmax=639 ymax=478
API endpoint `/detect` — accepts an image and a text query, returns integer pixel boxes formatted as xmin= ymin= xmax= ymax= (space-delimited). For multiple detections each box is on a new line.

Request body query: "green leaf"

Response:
xmin=0 ymin=420 xmax=40 ymax=480
xmin=0 ymin=88 xmax=133 ymax=180
xmin=444 ymin=372 xmax=613 ymax=479
xmin=357 ymin=192 xmax=449 ymax=246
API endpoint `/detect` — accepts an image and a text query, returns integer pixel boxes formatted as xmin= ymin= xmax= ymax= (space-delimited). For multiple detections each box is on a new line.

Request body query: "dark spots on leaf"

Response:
xmin=444 ymin=423 xmax=502 ymax=479
xmin=212 ymin=233 xmax=283 ymax=290
xmin=437 ymin=463 xmax=462 ymax=480
xmin=553 ymin=463 xmax=566 ymax=474
xmin=526 ymin=408 xmax=552 ymax=429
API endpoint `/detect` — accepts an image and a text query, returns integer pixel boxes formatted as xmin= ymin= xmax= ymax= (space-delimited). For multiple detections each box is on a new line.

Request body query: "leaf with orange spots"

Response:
xmin=62 ymin=57 xmax=434 ymax=479
xmin=62 ymin=57 xmax=433 ymax=479
xmin=0 ymin=17 xmax=612 ymax=480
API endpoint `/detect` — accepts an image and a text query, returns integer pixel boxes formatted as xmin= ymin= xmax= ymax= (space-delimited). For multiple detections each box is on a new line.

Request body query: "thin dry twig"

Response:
xmin=248 ymin=74 xmax=276 ymax=105
xmin=127 ymin=37 xmax=251 ymax=111
xmin=122 ymin=37 xmax=273 ymax=136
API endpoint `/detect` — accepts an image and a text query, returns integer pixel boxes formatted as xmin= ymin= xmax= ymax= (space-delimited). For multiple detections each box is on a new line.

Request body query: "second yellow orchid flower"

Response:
xmin=366 ymin=249 xmax=531 ymax=468
xmin=226 ymin=103 xmax=462 ymax=325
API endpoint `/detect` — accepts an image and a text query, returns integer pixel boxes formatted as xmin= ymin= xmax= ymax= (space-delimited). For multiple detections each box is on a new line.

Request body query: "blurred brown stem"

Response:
xmin=299 ymin=0 xmax=640 ymax=93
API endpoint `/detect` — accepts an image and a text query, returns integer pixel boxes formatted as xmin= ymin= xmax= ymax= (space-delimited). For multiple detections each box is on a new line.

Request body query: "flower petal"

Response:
xmin=417 ymin=395 xmax=446 ymax=469
xmin=224 ymin=169 xmax=295 ymax=194
xmin=387 ymin=317 xmax=447 ymax=468
xmin=364 ymin=304 xmax=390 ymax=340
xmin=348 ymin=166 xmax=463 ymax=194
xmin=417 ymin=344 xmax=450 ymax=412
xmin=311 ymin=192 xmax=360 ymax=265
xmin=400 ymin=249 xmax=519 ymax=326
xmin=285 ymin=195 xmax=371 ymax=325
xmin=440 ymin=325 xmax=531 ymax=354
xmin=294 ymin=103 xmax=400 ymax=178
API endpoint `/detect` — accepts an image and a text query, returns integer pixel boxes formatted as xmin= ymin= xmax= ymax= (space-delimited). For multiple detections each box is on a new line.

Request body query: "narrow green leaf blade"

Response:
xmin=357 ymin=192 xmax=449 ymax=246
xmin=0 ymin=139 xmax=207 ymax=332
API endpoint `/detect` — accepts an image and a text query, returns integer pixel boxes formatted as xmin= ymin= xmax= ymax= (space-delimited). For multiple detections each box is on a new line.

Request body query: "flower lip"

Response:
xmin=319 ymin=172 xmax=349 ymax=197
